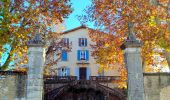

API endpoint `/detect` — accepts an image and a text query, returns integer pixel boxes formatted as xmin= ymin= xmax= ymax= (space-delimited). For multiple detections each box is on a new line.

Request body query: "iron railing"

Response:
xmin=44 ymin=76 xmax=120 ymax=84
xmin=90 ymin=76 xmax=120 ymax=82
xmin=44 ymin=76 xmax=77 ymax=84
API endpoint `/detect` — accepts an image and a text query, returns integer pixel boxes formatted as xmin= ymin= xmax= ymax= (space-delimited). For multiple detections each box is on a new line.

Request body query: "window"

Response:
xmin=62 ymin=38 xmax=69 ymax=46
xmin=61 ymin=50 xmax=67 ymax=61
xmin=58 ymin=67 xmax=70 ymax=76
xmin=79 ymin=38 xmax=87 ymax=47
xmin=77 ymin=50 xmax=89 ymax=61
xmin=80 ymin=51 xmax=86 ymax=60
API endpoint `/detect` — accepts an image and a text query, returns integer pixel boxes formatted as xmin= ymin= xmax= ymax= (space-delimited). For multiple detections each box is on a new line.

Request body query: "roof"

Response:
xmin=61 ymin=25 xmax=108 ymax=36
xmin=62 ymin=25 xmax=93 ymax=34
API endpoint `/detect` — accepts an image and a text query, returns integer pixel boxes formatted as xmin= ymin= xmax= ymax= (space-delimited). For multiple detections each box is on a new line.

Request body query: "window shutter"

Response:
xmin=85 ymin=38 xmax=87 ymax=46
xmin=79 ymin=38 xmax=81 ymax=46
xmin=67 ymin=68 xmax=70 ymax=76
xmin=77 ymin=50 xmax=80 ymax=61
xmin=67 ymin=38 xmax=69 ymax=46
xmin=86 ymin=50 xmax=89 ymax=61
xmin=75 ymin=67 xmax=79 ymax=80
xmin=62 ymin=38 xmax=64 ymax=46
xmin=61 ymin=50 xmax=67 ymax=61
xmin=86 ymin=67 xmax=91 ymax=80
xmin=58 ymin=68 xmax=62 ymax=76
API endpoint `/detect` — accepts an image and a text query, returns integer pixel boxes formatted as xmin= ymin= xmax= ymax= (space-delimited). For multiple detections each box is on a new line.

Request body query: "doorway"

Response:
xmin=79 ymin=67 xmax=87 ymax=80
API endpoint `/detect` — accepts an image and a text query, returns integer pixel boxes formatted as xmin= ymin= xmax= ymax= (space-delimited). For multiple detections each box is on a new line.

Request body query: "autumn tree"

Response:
xmin=0 ymin=0 xmax=72 ymax=70
xmin=82 ymin=0 xmax=170 ymax=87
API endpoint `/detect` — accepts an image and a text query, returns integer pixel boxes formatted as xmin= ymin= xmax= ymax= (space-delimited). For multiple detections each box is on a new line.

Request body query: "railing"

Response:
xmin=44 ymin=76 xmax=120 ymax=84
xmin=44 ymin=76 xmax=77 ymax=84
xmin=90 ymin=76 xmax=120 ymax=82
xmin=76 ymin=60 xmax=89 ymax=64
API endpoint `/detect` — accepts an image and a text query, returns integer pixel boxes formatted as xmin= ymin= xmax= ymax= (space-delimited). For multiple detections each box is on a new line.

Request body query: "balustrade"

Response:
xmin=44 ymin=76 xmax=120 ymax=84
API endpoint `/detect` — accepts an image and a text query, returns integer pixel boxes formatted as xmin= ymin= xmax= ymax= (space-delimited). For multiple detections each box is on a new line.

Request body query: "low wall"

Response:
xmin=144 ymin=73 xmax=170 ymax=100
xmin=1 ymin=71 xmax=170 ymax=100
xmin=0 ymin=71 xmax=27 ymax=100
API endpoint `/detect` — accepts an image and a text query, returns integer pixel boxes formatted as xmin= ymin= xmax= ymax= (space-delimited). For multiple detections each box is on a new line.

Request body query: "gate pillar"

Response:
xmin=27 ymin=30 xmax=45 ymax=100
xmin=121 ymin=23 xmax=145 ymax=100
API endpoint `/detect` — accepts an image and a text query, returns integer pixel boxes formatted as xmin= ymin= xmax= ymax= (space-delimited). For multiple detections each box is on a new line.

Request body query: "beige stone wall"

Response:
xmin=160 ymin=86 xmax=170 ymax=100
xmin=0 ymin=73 xmax=26 ymax=100
xmin=144 ymin=73 xmax=170 ymax=100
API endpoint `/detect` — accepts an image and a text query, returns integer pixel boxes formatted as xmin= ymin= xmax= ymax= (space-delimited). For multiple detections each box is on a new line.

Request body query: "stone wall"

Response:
xmin=0 ymin=71 xmax=27 ymax=100
xmin=144 ymin=73 xmax=170 ymax=100
xmin=0 ymin=72 xmax=170 ymax=100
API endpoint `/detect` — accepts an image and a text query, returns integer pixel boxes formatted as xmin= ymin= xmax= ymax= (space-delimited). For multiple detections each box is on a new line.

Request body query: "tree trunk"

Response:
xmin=164 ymin=50 xmax=170 ymax=70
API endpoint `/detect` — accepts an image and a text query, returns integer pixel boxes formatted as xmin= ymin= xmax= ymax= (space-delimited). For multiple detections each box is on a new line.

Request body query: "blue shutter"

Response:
xmin=86 ymin=50 xmax=89 ymax=61
xmin=77 ymin=50 xmax=80 ymax=61
xmin=86 ymin=67 xmax=90 ymax=80
xmin=67 ymin=68 xmax=70 ymax=76
xmin=61 ymin=50 xmax=67 ymax=61
xmin=58 ymin=68 xmax=62 ymax=76
xmin=79 ymin=38 xmax=81 ymax=46
xmin=85 ymin=38 xmax=87 ymax=46
xmin=67 ymin=38 xmax=69 ymax=45
xmin=75 ymin=67 xmax=79 ymax=80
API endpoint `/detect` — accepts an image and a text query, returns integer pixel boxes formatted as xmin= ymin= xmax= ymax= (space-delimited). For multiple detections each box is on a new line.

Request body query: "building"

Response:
xmin=54 ymin=26 xmax=119 ymax=79
xmin=43 ymin=26 xmax=125 ymax=100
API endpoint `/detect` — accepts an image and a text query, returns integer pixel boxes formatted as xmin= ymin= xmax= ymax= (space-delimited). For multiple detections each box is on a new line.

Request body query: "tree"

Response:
xmin=44 ymin=37 xmax=72 ymax=75
xmin=82 ymin=0 xmax=170 ymax=87
xmin=0 ymin=0 xmax=72 ymax=70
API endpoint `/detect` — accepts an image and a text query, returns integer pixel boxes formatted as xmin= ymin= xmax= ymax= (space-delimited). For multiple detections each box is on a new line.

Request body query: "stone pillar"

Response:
xmin=121 ymin=23 xmax=145 ymax=100
xmin=27 ymin=33 xmax=45 ymax=100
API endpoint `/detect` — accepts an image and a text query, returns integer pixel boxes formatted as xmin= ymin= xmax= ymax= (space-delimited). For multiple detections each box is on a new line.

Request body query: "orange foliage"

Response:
xmin=84 ymin=0 xmax=170 ymax=88
xmin=0 ymin=0 xmax=72 ymax=70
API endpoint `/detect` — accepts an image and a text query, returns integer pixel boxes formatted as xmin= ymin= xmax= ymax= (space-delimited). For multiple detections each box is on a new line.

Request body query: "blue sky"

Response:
xmin=64 ymin=0 xmax=92 ymax=30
